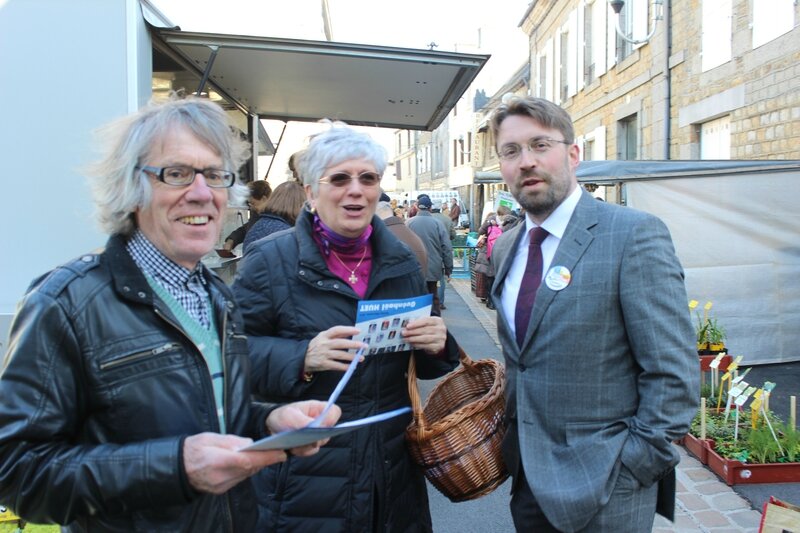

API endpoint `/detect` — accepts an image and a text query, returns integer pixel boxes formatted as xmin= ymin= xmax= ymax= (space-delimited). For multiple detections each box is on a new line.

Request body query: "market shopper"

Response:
xmin=0 ymin=96 xmax=339 ymax=532
xmin=232 ymin=120 xmax=460 ymax=532
xmin=489 ymin=96 xmax=698 ymax=532
xmin=243 ymin=180 xmax=305 ymax=255
xmin=223 ymin=179 xmax=272 ymax=252
xmin=407 ymin=194 xmax=453 ymax=314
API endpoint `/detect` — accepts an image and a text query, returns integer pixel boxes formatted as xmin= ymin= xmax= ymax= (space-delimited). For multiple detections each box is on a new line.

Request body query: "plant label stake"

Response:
xmin=751 ymin=390 xmax=764 ymax=428
xmin=700 ymin=397 xmax=707 ymax=440
xmin=709 ymin=353 xmax=726 ymax=398
xmin=757 ymin=389 xmax=784 ymax=457
xmin=727 ymin=377 xmax=749 ymax=425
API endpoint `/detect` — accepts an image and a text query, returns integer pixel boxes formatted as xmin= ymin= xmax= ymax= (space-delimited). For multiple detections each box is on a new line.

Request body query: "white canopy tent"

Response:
xmin=578 ymin=160 xmax=800 ymax=365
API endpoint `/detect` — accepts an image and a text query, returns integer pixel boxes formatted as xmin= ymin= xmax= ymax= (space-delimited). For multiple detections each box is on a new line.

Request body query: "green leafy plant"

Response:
xmin=779 ymin=423 xmax=800 ymax=463
xmin=706 ymin=318 xmax=726 ymax=345
xmin=747 ymin=424 xmax=781 ymax=464
xmin=688 ymin=405 xmax=800 ymax=464
xmin=700 ymin=383 xmax=713 ymax=399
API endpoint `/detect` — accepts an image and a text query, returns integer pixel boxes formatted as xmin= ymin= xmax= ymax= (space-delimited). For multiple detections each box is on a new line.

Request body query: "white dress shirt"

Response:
xmin=500 ymin=186 xmax=583 ymax=339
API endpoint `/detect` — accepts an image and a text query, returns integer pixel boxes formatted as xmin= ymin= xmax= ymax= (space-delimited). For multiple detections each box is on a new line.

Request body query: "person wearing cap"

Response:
xmin=407 ymin=194 xmax=453 ymax=314
xmin=430 ymin=202 xmax=455 ymax=310
xmin=376 ymin=192 xmax=428 ymax=270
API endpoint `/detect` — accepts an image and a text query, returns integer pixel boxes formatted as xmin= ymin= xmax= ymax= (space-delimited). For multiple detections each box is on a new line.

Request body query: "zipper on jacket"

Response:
xmin=156 ymin=294 xmax=237 ymax=533
xmin=98 ymin=342 xmax=179 ymax=370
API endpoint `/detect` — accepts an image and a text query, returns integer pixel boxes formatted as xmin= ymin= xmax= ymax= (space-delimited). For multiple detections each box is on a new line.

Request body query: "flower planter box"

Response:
xmin=706 ymin=446 xmax=800 ymax=485
xmin=682 ymin=433 xmax=715 ymax=465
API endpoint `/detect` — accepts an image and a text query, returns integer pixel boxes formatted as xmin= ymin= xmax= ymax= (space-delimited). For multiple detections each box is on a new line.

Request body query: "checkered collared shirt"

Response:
xmin=126 ymin=230 xmax=211 ymax=328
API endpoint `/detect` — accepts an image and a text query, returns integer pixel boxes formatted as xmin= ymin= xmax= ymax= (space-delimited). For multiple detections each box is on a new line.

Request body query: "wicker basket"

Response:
xmin=405 ymin=348 xmax=509 ymax=502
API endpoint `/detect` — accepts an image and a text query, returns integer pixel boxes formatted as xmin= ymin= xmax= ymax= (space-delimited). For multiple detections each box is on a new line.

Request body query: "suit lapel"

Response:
xmin=520 ymin=192 xmax=598 ymax=352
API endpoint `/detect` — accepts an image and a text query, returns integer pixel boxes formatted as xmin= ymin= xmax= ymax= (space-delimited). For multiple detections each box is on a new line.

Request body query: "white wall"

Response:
xmin=0 ymin=0 xmax=151 ymax=357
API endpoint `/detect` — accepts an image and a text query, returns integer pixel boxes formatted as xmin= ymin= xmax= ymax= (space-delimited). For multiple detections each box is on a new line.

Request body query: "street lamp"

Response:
xmin=609 ymin=0 xmax=663 ymax=46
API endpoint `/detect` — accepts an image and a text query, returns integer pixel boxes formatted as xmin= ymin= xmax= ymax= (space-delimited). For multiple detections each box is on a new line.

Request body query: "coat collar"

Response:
xmin=294 ymin=209 xmax=418 ymax=295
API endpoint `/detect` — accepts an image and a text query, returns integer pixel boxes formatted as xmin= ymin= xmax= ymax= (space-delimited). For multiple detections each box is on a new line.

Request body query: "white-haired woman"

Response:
xmin=234 ymin=121 xmax=461 ymax=532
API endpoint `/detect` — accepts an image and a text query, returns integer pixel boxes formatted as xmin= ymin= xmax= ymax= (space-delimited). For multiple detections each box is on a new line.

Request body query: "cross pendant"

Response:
xmin=349 ymin=273 xmax=358 ymax=284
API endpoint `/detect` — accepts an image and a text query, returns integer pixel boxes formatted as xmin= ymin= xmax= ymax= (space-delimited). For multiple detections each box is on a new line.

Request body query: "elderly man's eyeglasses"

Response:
xmin=319 ymin=172 xmax=382 ymax=188
xmin=137 ymin=165 xmax=236 ymax=188
xmin=497 ymin=137 xmax=572 ymax=161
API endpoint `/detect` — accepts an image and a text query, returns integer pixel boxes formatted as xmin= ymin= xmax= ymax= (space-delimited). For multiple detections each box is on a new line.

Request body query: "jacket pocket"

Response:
xmin=99 ymin=342 xmax=181 ymax=370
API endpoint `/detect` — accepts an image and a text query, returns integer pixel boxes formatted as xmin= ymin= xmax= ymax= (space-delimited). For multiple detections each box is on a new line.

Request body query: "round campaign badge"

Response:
xmin=545 ymin=266 xmax=571 ymax=291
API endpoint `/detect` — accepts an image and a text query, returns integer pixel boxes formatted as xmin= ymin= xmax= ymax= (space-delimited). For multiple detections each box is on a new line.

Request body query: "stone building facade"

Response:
xmin=393 ymin=0 xmax=799 ymax=221
xmin=518 ymin=0 xmax=799 ymax=162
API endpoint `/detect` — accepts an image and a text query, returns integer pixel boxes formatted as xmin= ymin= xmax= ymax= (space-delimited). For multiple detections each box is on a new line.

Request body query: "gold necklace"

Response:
xmin=330 ymin=247 xmax=367 ymax=284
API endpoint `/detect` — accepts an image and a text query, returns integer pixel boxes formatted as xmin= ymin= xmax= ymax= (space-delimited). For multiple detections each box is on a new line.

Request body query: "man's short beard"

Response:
xmin=515 ymin=186 xmax=558 ymax=218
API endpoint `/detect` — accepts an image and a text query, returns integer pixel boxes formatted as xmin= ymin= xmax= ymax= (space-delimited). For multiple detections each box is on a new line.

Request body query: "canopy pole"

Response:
xmin=195 ymin=45 xmax=219 ymax=96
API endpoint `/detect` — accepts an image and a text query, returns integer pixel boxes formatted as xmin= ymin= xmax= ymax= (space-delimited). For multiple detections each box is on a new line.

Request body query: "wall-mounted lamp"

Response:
xmin=609 ymin=0 xmax=663 ymax=45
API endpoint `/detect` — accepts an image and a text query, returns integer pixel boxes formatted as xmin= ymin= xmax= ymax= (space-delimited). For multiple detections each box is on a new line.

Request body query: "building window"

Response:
xmin=700 ymin=116 xmax=731 ymax=159
xmin=584 ymin=0 xmax=595 ymax=85
xmin=617 ymin=115 xmax=638 ymax=160
xmin=560 ymin=30 xmax=570 ymax=102
xmin=753 ymin=0 xmax=794 ymax=48
xmin=467 ymin=132 xmax=472 ymax=164
xmin=702 ymin=0 xmax=732 ymax=72
xmin=615 ymin=0 xmax=633 ymax=61
xmin=583 ymin=138 xmax=595 ymax=162
xmin=453 ymin=140 xmax=458 ymax=167
xmin=538 ymin=54 xmax=548 ymax=99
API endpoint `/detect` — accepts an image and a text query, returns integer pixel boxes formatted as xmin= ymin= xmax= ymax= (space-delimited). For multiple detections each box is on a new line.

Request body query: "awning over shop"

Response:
xmin=148 ymin=26 xmax=489 ymax=131
xmin=576 ymin=160 xmax=800 ymax=184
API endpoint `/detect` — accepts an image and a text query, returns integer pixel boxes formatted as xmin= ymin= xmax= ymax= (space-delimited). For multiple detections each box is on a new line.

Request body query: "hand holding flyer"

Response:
xmin=240 ymin=295 xmax=431 ymax=452
xmin=353 ymin=294 xmax=433 ymax=355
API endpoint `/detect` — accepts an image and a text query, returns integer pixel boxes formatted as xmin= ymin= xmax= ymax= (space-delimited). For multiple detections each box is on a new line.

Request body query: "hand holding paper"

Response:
xmin=242 ymin=347 xmax=410 ymax=452
xmin=265 ymin=400 xmax=342 ymax=456
xmin=305 ymin=325 xmax=365 ymax=373
xmin=402 ymin=316 xmax=447 ymax=355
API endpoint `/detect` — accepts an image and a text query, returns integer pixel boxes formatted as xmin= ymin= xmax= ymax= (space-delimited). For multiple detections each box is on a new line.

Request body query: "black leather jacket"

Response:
xmin=0 ymin=235 xmax=272 ymax=532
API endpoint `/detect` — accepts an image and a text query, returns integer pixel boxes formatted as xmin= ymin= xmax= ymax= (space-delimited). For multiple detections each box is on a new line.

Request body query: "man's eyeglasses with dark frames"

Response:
xmin=319 ymin=172 xmax=382 ymax=188
xmin=137 ymin=165 xmax=236 ymax=188
xmin=497 ymin=137 xmax=573 ymax=161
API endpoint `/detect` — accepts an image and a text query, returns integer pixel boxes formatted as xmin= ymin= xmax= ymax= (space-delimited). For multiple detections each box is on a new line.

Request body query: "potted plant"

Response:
xmin=696 ymin=316 xmax=727 ymax=354
xmin=690 ymin=300 xmax=727 ymax=355
xmin=684 ymin=402 xmax=800 ymax=485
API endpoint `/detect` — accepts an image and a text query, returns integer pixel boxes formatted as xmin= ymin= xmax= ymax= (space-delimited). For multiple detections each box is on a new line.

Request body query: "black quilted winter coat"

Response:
xmin=233 ymin=210 xmax=460 ymax=532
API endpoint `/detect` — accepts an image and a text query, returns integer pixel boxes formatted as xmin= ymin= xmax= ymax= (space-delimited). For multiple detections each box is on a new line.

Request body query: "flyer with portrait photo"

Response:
xmin=353 ymin=294 xmax=432 ymax=355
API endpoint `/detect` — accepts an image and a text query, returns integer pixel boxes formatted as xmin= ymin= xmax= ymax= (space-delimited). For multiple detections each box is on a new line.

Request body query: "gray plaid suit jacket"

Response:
xmin=491 ymin=191 xmax=699 ymax=532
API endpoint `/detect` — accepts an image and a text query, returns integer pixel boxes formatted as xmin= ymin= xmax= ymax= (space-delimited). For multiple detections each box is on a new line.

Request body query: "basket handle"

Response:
xmin=407 ymin=347 xmax=473 ymax=431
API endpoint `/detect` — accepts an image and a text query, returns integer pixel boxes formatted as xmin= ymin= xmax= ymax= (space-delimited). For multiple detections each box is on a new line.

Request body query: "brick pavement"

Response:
xmin=447 ymin=278 xmax=765 ymax=532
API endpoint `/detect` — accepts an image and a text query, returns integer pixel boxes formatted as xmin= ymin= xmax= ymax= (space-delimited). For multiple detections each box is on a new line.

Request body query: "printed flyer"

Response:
xmin=353 ymin=294 xmax=433 ymax=355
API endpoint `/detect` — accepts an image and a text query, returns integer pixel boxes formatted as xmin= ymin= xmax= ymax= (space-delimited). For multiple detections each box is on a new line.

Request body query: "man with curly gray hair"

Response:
xmin=0 ymin=96 xmax=339 ymax=532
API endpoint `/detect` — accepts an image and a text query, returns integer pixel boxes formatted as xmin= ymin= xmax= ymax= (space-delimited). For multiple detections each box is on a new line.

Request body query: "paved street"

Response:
xmin=424 ymin=279 xmax=770 ymax=532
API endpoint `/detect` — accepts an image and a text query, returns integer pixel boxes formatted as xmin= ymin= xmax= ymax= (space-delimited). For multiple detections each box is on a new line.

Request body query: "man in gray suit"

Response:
xmin=488 ymin=96 xmax=698 ymax=532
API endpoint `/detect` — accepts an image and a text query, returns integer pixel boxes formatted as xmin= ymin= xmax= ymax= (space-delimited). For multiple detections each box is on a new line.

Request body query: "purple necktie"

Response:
xmin=515 ymin=227 xmax=549 ymax=347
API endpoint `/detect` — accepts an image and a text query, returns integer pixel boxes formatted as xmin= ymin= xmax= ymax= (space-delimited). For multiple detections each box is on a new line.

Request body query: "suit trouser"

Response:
xmin=502 ymin=421 xmax=658 ymax=533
